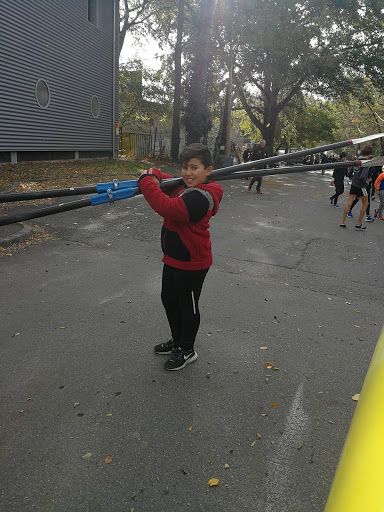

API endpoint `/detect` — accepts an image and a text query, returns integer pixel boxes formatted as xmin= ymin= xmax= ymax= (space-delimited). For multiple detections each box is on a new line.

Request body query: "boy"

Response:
xmin=340 ymin=144 xmax=373 ymax=230
xmin=330 ymin=152 xmax=348 ymax=207
xmin=138 ymin=143 xmax=223 ymax=371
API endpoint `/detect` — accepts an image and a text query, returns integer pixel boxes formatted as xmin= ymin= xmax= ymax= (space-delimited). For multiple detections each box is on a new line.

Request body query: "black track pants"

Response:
xmin=330 ymin=182 xmax=344 ymax=204
xmin=161 ymin=264 xmax=209 ymax=350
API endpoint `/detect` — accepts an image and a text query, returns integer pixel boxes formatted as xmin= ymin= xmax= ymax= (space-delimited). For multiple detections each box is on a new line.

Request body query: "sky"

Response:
xmin=119 ymin=33 xmax=163 ymax=70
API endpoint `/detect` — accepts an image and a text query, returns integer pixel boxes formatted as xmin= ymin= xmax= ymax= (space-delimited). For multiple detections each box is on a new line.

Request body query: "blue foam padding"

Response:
xmin=90 ymin=187 xmax=136 ymax=206
xmin=96 ymin=180 xmax=138 ymax=193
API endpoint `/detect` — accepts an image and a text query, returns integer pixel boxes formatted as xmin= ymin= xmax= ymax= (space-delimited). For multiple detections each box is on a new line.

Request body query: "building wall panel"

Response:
xmin=0 ymin=0 xmax=118 ymax=152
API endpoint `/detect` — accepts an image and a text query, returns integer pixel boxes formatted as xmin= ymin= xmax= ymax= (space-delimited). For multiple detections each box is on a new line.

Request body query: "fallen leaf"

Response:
xmin=354 ymin=325 xmax=361 ymax=328
xmin=13 ymin=333 xmax=21 ymax=337
xmin=297 ymin=443 xmax=303 ymax=450
xmin=261 ymin=413 xmax=268 ymax=417
xmin=74 ymin=402 xmax=80 ymax=408
xmin=271 ymin=403 xmax=278 ymax=408
xmin=251 ymin=441 xmax=256 ymax=447
xmin=260 ymin=346 xmax=268 ymax=350
xmin=224 ymin=463 xmax=229 ymax=469
xmin=208 ymin=478 xmax=219 ymax=487
xmin=82 ymin=453 xmax=92 ymax=460
xmin=105 ymin=454 xmax=113 ymax=464
xmin=106 ymin=413 xmax=112 ymax=417
xmin=18 ymin=410 xmax=24 ymax=413
xmin=264 ymin=362 xmax=274 ymax=368
xmin=256 ymin=433 xmax=262 ymax=439
xmin=352 ymin=394 xmax=360 ymax=401
xmin=59 ymin=326 xmax=65 ymax=329
xmin=188 ymin=425 xmax=193 ymax=431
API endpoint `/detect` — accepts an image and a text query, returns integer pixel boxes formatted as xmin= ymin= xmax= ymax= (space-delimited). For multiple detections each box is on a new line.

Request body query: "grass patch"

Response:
xmin=0 ymin=158 xmax=151 ymax=192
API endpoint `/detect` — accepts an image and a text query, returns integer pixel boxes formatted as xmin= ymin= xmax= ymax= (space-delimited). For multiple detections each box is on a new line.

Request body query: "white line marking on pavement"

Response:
xmin=266 ymin=382 xmax=309 ymax=512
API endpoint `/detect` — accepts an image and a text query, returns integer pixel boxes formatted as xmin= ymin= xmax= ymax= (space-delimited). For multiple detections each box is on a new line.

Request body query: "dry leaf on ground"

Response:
xmin=105 ymin=454 xmax=113 ymax=464
xmin=208 ymin=478 xmax=219 ymax=487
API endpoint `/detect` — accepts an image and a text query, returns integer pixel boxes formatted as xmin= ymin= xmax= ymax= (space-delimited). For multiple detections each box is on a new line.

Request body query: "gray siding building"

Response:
xmin=0 ymin=0 xmax=119 ymax=163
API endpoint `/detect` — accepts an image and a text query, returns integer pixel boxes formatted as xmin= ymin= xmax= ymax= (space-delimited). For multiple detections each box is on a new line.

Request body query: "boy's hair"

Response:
xmin=361 ymin=144 xmax=373 ymax=156
xmin=339 ymin=152 xmax=347 ymax=159
xmin=181 ymin=143 xmax=213 ymax=168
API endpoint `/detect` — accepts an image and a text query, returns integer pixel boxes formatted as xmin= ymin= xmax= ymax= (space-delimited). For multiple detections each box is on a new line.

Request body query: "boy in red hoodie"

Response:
xmin=138 ymin=143 xmax=223 ymax=371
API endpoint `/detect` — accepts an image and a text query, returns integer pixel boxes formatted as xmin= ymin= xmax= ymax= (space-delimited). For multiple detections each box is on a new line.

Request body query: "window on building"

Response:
xmin=91 ymin=96 xmax=100 ymax=118
xmin=88 ymin=0 xmax=98 ymax=26
xmin=35 ymin=79 xmax=50 ymax=109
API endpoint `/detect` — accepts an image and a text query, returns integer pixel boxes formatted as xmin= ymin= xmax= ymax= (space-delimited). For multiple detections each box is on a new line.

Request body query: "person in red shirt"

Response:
xmin=138 ymin=143 xmax=223 ymax=371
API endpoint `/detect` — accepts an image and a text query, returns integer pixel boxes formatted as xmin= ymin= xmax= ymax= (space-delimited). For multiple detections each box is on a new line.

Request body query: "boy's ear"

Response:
xmin=206 ymin=166 xmax=213 ymax=176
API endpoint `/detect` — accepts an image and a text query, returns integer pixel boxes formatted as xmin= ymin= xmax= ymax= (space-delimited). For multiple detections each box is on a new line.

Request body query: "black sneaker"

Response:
xmin=340 ymin=224 xmax=346 ymax=228
xmin=154 ymin=339 xmax=174 ymax=354
xmin=355 ymin=224 xmax=367 ymax=230
xmin=164 ymin=347 xmax=198 ymax=371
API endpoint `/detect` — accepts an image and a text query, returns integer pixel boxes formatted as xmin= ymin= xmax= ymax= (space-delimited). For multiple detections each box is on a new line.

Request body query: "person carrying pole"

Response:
xmin=248 ymin=139 xmax=268 ymax=193
xmin=138 ymin=143 xmax=223 ymax=371
xmin=330 ymin=152 xmax=349 ymax=207
xmin=340 ymin=144 xmax=373 ymax=230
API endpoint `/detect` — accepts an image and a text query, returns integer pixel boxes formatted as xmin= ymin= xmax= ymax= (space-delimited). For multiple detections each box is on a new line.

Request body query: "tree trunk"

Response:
xmin=184 ymin=0 xmax=215 ymax=145
xmin=170 ymin=0 xmax=184 ymax=161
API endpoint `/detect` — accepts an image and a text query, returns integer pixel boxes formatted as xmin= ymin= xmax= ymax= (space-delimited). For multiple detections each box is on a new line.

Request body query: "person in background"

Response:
xmin=243 ymin=144 xmax=253 ymax=163
xmin=340 ymin=144 xmax=373 ymax=230
xmin=374 ymin=168 xmax=384 ymax=220
xmin=248 ymin=139 xmax=268 ymax=193
xmin=329 ymin=152 xmax=349 ymax=207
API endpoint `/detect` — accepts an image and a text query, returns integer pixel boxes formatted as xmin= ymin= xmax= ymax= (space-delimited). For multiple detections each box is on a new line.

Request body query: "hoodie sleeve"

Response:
xmin=375 ymin=172 xmax=384 ymax=190
xmin=138 ymin=177 xmax=190 ymax=222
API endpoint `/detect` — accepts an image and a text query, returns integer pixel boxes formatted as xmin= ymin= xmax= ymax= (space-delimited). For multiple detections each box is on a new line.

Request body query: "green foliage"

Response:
xmin=119 ymin=59 xmax=171 ymax=129
xmin=283 ymin=97 xmax=339 ymax=149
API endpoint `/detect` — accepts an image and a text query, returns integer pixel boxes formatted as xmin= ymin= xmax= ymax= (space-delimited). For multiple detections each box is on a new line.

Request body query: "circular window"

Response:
xmin=91 ymin=96 xmax=100 ymax=118
xmin=35 ymin=79 xmax=50 ymax=109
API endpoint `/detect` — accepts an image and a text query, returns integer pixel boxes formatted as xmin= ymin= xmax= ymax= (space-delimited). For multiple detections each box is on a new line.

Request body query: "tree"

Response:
xmin=183 ymin=0 xmax=216 ymax=144
xmin=170 ymin=0 xmax=184 ymax=161
xmin=119 ymin=0 xmax=153 ymax=56
xmin=119 ymin=59 xmax=169 ymax=131
xmin=232 ymin=0 xmax=384 ymax=149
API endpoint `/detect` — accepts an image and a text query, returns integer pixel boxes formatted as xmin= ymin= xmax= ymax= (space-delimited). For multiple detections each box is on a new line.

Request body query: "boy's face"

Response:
xmin=181 ymin=158 xmax=213 ymax=188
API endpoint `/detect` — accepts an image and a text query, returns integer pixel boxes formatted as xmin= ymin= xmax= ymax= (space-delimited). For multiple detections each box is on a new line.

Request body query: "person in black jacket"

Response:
xmin=242 ymin=144 xmax=253 ymax=163
xmin=329 ymin=152 xmax=349 ymax=207
xmin=248 ymin=139 xmax=268 ymax=193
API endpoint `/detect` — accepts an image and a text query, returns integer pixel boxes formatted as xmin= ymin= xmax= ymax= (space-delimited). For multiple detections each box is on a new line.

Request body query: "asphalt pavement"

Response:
xmin=1 ymin=169 xmax=383 ymax=512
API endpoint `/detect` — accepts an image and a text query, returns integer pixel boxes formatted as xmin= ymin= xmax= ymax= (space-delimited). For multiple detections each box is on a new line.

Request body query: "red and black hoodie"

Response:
xmin=138 ymin=168 xmax=223 ymax=271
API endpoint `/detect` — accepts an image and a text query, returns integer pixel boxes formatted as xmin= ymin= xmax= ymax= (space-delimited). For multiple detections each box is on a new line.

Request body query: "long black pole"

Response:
xmin=0 ymin=185 xmax=98 ymax=203
xmin=1 ymin=133 xmax=383 ymax=227
xmin=2 ymin=132 xmax=383 ymax=203
xmin=0 ymin=162 xmax=360 ymax=227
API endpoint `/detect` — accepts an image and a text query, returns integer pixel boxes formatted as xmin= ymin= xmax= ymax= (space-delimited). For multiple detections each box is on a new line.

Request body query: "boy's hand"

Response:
xmin=331 ymin=180 xmax=334 ymax=186
xmin=140 ymin=168 xmax=159 ymax=186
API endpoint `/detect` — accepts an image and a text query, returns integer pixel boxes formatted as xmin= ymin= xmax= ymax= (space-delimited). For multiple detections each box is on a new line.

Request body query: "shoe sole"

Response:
xmin=155 ymin=349 xmax=173 ymax=355
xmin=165 ymin=352 xmax=198 ymax=371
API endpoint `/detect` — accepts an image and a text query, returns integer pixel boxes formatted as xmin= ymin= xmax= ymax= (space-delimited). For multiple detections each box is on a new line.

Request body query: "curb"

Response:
xmin=0 ymin=181 xmax=19 ymax=194
xmin=0 ymin=222 xmax=33 ymax=247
